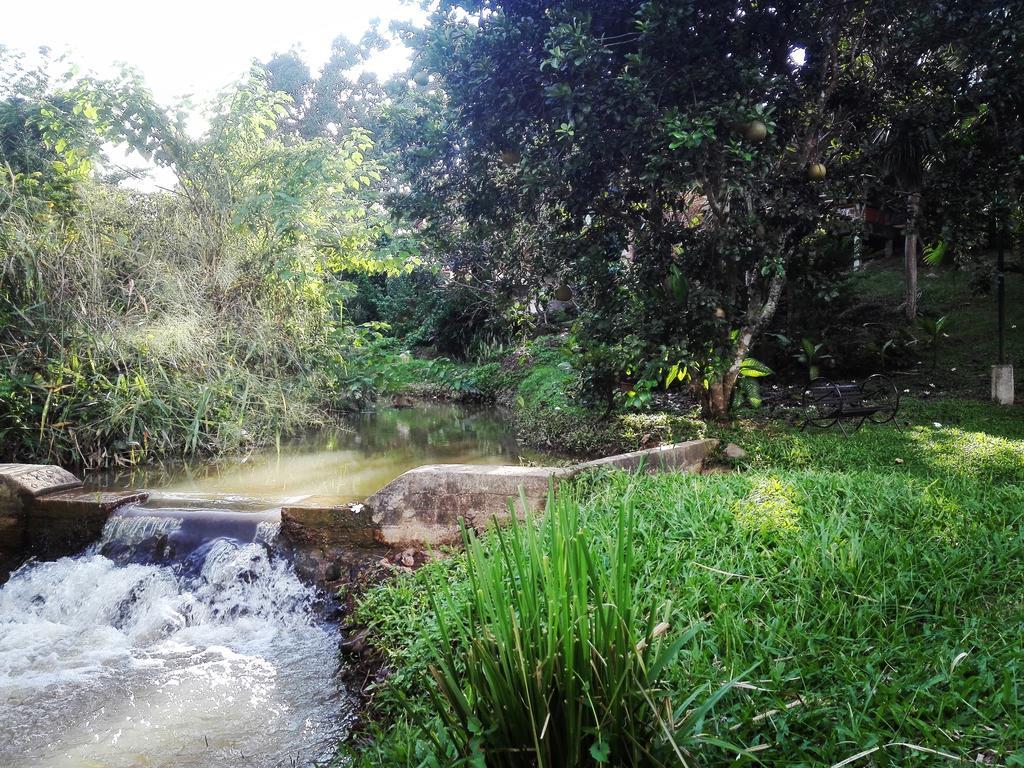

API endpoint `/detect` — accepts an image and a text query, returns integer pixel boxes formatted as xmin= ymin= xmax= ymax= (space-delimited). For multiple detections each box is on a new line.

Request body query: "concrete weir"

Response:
xmin=282 ymin=438 xmax=718 ymax=581
xmin=0 ymin=464 xmax=146 ymax=581
xmin=1 ymin=439 xmax=717 ymax=585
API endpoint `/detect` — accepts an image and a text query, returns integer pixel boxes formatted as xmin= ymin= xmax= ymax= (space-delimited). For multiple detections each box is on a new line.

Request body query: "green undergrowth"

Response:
xmin=839 ymin=261 xmax=1023 ymax=399
xmin=505 ymin=357 xmax=705 ymax=456
xmin=366 ymin=337 xmax=707 ymax=457
xmin=0 ymin=309 xmax=331 ymax=469
xmin=345 ymin=402 xmax=1024 ymax=767
xmin=422 ymin=494 xmax=711 ymax=766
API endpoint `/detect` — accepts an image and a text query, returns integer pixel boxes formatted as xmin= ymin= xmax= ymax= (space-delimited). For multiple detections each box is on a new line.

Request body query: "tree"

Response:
xmin=863 ymin=1 xmax=1023 ymax=321
xmin=85 ymin=67 xmax=408 ymax=300
xmin=0 ymin=46 xmax=104 ymax=217
xmin=876 ymin=119 xmax=938 ymax=322
xmin=0 ymin=52 xmax=411 ymax=466
xmin=393 ymin=0 xmax=877 ymax=418
xmin=262 ymin=30 xmax=392 ymax=142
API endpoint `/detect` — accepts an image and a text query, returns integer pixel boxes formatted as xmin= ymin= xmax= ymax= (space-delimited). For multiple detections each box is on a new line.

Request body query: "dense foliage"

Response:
xmin=0 ymin=50 xmax=401 ymax=467
xmin=3 ymin=1 xmax=1021 ymax=468
xmin=387 ymin=1 xmax=856 ymax=415
xmin=380 ymin=0 xmax=1021 ymax=416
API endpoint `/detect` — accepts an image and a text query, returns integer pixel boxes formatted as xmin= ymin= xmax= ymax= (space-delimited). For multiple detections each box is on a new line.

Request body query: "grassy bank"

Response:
xmin=844 ymin=259 xmax=1023 ymax=400
xmin=0 ymin=184 xmax=363 ymax=470
xmin=343 ymin=397 xmax=1024 ymax=766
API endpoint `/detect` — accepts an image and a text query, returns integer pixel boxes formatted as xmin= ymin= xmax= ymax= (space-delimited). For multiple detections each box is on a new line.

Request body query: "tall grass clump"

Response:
xmin=423 ymin=492 xmax=734 ymax=767
xmin=0 ymin=182 xmax=332 ymax=467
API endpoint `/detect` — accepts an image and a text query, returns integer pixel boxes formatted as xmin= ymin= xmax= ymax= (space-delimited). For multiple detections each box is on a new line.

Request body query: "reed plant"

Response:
xmin=423 ymin=491 xmax=735 ymax=767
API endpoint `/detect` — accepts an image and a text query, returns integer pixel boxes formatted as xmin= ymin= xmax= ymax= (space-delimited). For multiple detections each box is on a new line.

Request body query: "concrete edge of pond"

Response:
xmin=0 ymin=464 xmax=148 ymax=581
xmin=282 ymin=438 xmax=719 ymax=582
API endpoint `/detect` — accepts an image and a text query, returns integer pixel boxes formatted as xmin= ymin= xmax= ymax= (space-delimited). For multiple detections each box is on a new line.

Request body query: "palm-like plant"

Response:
xmin=917 ymin=314 xmax=951 ymax=371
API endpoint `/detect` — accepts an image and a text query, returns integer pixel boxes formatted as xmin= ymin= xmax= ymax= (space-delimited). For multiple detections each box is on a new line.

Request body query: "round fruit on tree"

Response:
xmin=413 ymin=71 xmax=430 ymax=87
xmin=808 ymin=162 xmax=827 ymax=180
xmin=743 ymin=120 xmax=768 ymax=142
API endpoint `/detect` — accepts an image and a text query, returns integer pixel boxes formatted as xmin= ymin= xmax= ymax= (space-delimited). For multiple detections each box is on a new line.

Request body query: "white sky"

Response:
xmin=2 ymin=0 xmax=424 ymax=187
xmin=1 ymin=0 xmax=421 ymax=103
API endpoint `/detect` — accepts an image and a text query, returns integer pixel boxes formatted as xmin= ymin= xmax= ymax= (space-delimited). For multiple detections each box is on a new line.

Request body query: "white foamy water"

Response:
xmin=0 ymin=533 xmax=350 ymax=767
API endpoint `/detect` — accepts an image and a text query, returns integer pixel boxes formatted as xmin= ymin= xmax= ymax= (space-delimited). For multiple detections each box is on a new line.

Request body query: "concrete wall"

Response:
xmin=281 ymin=439 xmax=719 ymax=574
xmin=0 ymin=464 xmax=146 ymax=581
xmin=0 ymin=482 xmax=26 ymax=579
xmin=366 ymin=463 xmax=571 ymax=547
xmin=573 ymin=439 xmax=717 ymax=474
xmin=2 ymin=439 xmax=719 ymax=585
xmin=280 ymin=497 xmax=385 ymax=584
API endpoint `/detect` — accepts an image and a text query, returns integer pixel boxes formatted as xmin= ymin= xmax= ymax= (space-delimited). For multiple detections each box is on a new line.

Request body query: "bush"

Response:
xmin=349 ymin=269 xmax=511 ymax=359
xmin=0 ymin=183 xmax=334 ymax=467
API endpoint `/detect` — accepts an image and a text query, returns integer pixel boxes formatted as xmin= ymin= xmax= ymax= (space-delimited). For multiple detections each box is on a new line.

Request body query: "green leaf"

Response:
xmin=664 ymin=362 xmax=681 ymax=388
xmin=923 ymin=240 xmax=947 ymax=266
xmin=739 ymin=357 xmax=772 ymax=377
xmin=590 ymin=740 xmax=611 ymax=762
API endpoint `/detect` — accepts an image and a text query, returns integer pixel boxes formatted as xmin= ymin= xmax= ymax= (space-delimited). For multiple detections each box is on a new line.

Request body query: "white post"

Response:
xmin=992 ymin=364 xmax=1015 ymax=406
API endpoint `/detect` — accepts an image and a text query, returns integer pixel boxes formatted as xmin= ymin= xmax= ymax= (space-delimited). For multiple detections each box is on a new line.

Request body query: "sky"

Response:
xmin=1 ymin=0 xmax=424 ymax=186
xmin=2 ymin=0 xmax=421 ymax=103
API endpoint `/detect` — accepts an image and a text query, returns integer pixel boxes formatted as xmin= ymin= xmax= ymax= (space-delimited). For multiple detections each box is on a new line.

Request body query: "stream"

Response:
xmin=0 ymin=404 xmax=534 ymax=768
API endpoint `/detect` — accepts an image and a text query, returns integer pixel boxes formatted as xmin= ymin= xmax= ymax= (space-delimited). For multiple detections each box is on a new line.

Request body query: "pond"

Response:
xmin=88 ymin=403 xmax=544 ymax=503
xmin=0 ymin=403 xmax=540 ymax=768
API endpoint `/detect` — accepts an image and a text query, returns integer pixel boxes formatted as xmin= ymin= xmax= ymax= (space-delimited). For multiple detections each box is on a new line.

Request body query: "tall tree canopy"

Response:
xmin=393 ymin=0 xmax=874 ymax=416
xmin=388 ymin=0 xmax=1022 ymax=417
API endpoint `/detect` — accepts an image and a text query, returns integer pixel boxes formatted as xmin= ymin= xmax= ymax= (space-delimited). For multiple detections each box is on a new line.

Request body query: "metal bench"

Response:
xmin=800 ymin=374 xmax=900 ymax=435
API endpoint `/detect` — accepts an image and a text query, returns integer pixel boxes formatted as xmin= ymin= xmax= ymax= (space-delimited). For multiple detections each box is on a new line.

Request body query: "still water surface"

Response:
xmin=89 ymin=403 xmax=539 ymax=502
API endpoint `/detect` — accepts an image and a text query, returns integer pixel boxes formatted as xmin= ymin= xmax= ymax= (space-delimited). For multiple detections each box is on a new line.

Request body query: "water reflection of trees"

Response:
xmin=347 ymin=405 xmax=520 ymax=458
xmin=87 ymin=404 xmax=522 ymax=490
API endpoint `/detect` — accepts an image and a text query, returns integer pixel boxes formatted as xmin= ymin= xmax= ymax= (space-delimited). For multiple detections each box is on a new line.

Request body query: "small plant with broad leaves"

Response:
xmin=733 ymin=357 xmax=773 ymax=408
xmin=917 ymin=315 xmax=951 ymax=371
xmin=796 ymin=338 xmax=831 ymax=381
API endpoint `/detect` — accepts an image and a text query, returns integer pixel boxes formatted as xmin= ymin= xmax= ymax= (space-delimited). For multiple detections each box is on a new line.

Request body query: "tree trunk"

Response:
xmin=904 ymin=191 xmax=921 ymax=323
xmin=702 ymin=370 xmax=741 ymax=421
xmin=700 ymin=272 xmax=787 ymax=421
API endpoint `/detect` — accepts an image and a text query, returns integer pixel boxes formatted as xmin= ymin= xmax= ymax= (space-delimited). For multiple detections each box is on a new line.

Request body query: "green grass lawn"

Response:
xmin=344 ymin=397 xmax=1024 ymax=767
xmin=722 ymin=397 xmax=1024 ymax=483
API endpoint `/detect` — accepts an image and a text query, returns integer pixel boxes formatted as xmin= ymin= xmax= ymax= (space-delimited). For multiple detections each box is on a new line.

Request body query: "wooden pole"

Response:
xmin=904 ymin=192 xmax=920 ymax=322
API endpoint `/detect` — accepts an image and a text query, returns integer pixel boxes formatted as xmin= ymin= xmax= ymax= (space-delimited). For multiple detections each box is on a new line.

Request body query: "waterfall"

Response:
xmin=0 ymin=503 xmax=351 ymax=768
